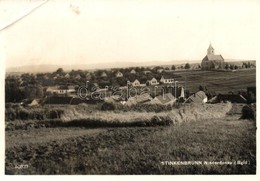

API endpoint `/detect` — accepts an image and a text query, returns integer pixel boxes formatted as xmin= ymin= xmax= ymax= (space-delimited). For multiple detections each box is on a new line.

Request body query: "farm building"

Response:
xmin=75 ymin=74 xmax=82 ymax=79
xmin=143 ymin=70 xmax=151 ymax=74
xmin=148 ymin=78 xmax=159 ymax=86
xmin=125 ymin=93 xmax=153 ymax=106
xmin=130 ymin=69 xmax=136 ymax=74
xmin=185 ymin=91 xmax=208 ymax=103
xmin=64 ymin=73 xmax=70 ymax=78
xmin=160 ymin=75 xmax=174 ymax=84
xmin=161 ymin=86 xmax=184 ymax=98
xmin=28 ymin=99 xmax=40 ymax=107
xmin=132 ymin=79 xmax=146 ymax=87
xmin=21 ymin=99 xmax=40 ymax=107
xmin=201 ymin=43 xmax=225 ymax=70
xmin=115 ymin=71 xmax=123 ymax=78
xmin=151 ymin=93 xmax=176 ymax=106
xmin=46 ymin=85 xmax=76 ymax=95
xmin=101 ymin=72 xmax=108 ymax=78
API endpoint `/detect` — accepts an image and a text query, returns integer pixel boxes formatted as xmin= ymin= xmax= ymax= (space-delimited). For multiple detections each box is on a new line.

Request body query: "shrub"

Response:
xmin=120 ymin=104 xmax=173 ymax=112
xmin=101 ymin=102 xmax=115 ymax=111
xmin=240 ymin=104 xmax=256 ymax=120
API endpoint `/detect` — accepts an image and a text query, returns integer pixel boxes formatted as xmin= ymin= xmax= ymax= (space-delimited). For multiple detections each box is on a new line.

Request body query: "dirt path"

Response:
xmin=5 ymin=127 xmax=106 ymax=149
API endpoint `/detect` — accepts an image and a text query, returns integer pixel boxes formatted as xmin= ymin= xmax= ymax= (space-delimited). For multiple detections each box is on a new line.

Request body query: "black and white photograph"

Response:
xmin=0 ymin=0 xmax=258 ymax=176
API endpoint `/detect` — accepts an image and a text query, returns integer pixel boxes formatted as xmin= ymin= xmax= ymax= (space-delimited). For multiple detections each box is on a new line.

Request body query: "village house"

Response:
xmin=86 ymin=72 xmax=92 ymax=80
xmin=185 ymin=91 xmax=208 ymax=103
xmin=132 ymin=79 xmax=146 ymax=87
xmin=64 ymin=73 xmax=70 ymax=78
xmin=115 ymin=71 xmax=123 ymax=78
xmin=46 ymin=85 xmax=76 ymax=95
xmin=143 ymin=70 xmax=151 ymax=74
xmin=157 ymin=69 xmax=164 ymax=73
xmin=148 ymin=78 xmax=159 ymax=86
xmin=75 ymin=74 xmax=82 ymax=79
xmin=160 ymin=75 xmax=174 ymax=84
xmin=101 ymin=72 xmax=108 ymax=78
xmin=201 ymin=43 xmax=224 ymax=70
xmin=125 ymin=93 xmax=153 ymax=106
xmin=130 ymin=69 xmax=136 ymax=74
xmin=150 ymin=93 xmax=176 ymax=106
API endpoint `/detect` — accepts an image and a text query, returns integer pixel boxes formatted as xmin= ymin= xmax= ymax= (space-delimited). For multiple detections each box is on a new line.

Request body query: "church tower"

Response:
xmin=207 ymin=43 xmax=215 ymax=56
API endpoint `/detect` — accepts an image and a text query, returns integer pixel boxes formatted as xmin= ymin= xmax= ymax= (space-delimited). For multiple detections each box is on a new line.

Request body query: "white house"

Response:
xmin=65 ymin=73 xmax=70 ymax=78
xmin=101 ymin=72 xmax=107 ymax=78
xmin=184 ymin=91 xmax=208 ymax=103
xmin=132 ymin=79 xmax=141 ymax=87
xmin=115 ymin=71 xmax=123 ymax=78
xmin=130 ymin=69 xmax=136 ymax=74
xmin=160 ymin=75 xmax=174 ymax=84
xmin=148 ymin=78 xmax=159 ymax=86
xmin=132 ymin=79 xmax=146 ymax=87
xmin=75 ymin=74 xmax=82 ymax=79
xmin=46 ymin=85 xmax=76 ymax=95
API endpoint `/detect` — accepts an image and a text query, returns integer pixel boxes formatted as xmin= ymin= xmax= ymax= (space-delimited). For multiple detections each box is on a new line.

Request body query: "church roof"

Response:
xmin=203 ymin=54 xmax=224 ymax=61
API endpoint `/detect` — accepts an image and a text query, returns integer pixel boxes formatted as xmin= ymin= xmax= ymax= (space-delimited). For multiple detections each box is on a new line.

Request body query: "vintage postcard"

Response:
xmin=0 ymin=0 xmax=258 ymax=176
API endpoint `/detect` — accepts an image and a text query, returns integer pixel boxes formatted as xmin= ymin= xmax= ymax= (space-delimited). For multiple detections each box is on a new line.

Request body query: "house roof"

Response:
xmin=203 ymin=54 xmax=224 ymax=61
xmin=116 ymin=71 xmax=123 ymax=75
xmin=130 ymin=69 xmax=136 ymax=73
xmin=155 ymin=93 xmax=175 ymax=104
xmin=186 ymin=91 xmax=207 ymax=103
xmin=143 ymin=70 xmax=151 ymax=74
xmin=150 ymin=77 xmax=158 ymax=82
xmin=46 ymin=86 xmax=59 ymax=92
xmin=126 ymin=93 xmax=152 ymax=105
xmin=101 ymin=72 xmax=107 ymax=77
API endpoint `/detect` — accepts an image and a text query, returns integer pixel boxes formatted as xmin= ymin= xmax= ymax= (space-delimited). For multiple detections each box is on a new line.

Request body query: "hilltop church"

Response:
xmin=201 ymin=44 xmax=224 ymax=70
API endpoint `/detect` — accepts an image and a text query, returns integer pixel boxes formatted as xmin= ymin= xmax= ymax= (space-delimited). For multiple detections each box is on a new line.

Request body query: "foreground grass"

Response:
xmin=6 ymin=103 xmax=232 ymax=130
xmin=5 ymin=118 xmax=256 ymax=174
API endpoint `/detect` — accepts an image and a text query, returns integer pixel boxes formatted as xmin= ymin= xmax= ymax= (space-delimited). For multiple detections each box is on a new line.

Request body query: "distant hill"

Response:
xmin=6 ymin=59 xmax=255 ymax=73
xmin=5 ymin=60 xmax=200 ymax=73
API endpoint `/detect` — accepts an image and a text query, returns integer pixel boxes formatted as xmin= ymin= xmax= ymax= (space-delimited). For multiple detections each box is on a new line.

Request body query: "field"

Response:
xmin=5 ymin=69 xmax=256 ymax=175
xmin=174 ymin=69 xmax=256 ymax=93
xmin=5 ymin=115 xmax=256 ymax=174
xmin=5 ymin=102 xmax=256 ymax=174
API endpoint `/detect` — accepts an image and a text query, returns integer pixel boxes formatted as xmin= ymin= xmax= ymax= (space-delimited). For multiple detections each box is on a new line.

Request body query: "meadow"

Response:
xmin=174 ymin=69 xmax=256 ymax=93
xmin=5 ymin=116 xmax=256 ymax=174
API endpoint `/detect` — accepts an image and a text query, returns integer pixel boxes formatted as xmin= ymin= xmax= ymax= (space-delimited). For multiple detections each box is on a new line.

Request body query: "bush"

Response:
xmin=240 ymin=104 xmax=256 ymax=120
xmin=119 ymin=103 xmax=173 ymax=112
xmin=46 ymin=109 xmax=64 ymax=119
xmin=101 ymin=102 xmax=115 ymax=111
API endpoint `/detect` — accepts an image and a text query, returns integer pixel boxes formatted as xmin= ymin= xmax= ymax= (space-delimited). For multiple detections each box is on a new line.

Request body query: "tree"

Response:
xmin=199 ymin=85 xmax=204 ymax=91
xmin=184 ymin=63 xmax=190 ymax=69
xmin=56 ymin=68 xmax=64 ymax=74
xmin=36 ymin=85 xmax=44 ymax=98
xmin=171 ymin=65 xmax=176 ymax=70
xmin=225 ymin=64 xmax=229 ymax=70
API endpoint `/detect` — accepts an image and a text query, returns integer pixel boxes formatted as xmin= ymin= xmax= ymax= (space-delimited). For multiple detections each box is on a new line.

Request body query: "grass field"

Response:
xmin=5 ymin=117 xmax=256 ymax=174
xmin=174 ymin=69 xmax=256 ymax=93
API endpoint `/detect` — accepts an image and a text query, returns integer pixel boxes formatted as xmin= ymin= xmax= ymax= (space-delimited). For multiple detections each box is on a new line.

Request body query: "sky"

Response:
xmin=0 ymin=0 xmax=259 ymax=68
